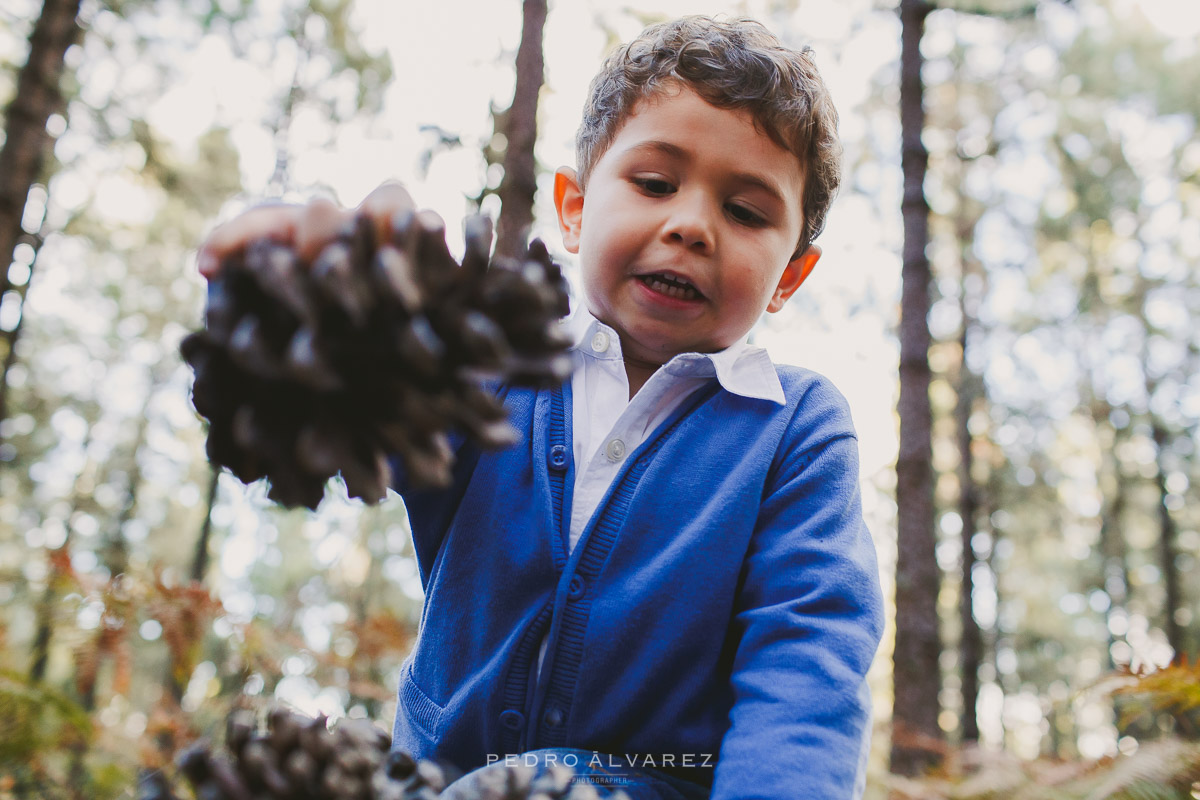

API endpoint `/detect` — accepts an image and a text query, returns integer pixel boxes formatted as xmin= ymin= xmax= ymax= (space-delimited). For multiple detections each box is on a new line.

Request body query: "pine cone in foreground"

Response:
xmin=153 ymin=707 xmax=620 ymax=800
xmin=181 ymin=212 xmax=572 ymax=509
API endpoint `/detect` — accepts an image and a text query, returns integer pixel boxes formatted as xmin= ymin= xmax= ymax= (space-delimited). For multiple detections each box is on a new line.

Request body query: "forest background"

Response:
xmin=1 ymin=0 xmax=1199 ymax=798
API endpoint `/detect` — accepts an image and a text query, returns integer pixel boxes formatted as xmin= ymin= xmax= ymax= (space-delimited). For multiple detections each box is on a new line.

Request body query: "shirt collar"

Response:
xmin=561 ymin=308 xmax=785 ymax=405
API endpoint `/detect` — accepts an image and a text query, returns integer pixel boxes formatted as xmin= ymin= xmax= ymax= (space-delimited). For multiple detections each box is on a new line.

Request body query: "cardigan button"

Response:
xmin=542 ymin=707 xmax=564 ymax=728
xmin=499 ymin=710 xmax=525 ymax=731
xmin=567 ymin=575 xmax=585 ymax=600
xmin=547 ymin=444 xmax=568 ymax=471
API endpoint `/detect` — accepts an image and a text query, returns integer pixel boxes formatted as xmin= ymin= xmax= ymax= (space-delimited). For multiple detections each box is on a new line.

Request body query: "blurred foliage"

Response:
xmin=0 ymin=670 xmax=92 ymax=781
xmin=0 ymin=0 xmax=415 ymax=797
xmin=878 ymin=0 xmax=1200 ymax=770
xmin=881 ymin=660 xmax=1200 ymax=797
xmin=0 ymin=0 xmax=1198 ymax=797
xmin=1113 ymin=659 xmax=1200 ymax=739
xmin=885 ymin=738 xmax=1200 ymax=799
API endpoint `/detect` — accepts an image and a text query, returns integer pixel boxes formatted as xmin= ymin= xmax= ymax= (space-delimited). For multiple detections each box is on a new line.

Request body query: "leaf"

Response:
xmin=1111 ymin=660 xmax=1200 ymax=736
xmin=0 ymin=668 xmax=92 ymax=763
xmin=1084 ymin=739 xmax=1200 ymax=800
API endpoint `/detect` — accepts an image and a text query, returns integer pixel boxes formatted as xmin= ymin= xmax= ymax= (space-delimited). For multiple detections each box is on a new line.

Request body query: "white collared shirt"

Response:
xmin=563 ymin=309 xmax=786 ymax=552
xmin=536 ymin=310 xmax=786 ymax=680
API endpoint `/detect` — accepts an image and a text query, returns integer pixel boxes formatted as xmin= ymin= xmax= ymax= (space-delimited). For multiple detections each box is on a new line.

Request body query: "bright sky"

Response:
xmin=1131 ymin=0 xmax=1200 ymax=42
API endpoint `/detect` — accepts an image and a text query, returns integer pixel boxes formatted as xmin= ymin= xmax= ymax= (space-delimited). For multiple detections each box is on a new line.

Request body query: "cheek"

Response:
xmin=580 ymin=218 xmax=632 ymax=274
xmin=577 ymin=209 xmax=608 ymax=260
xmin=737 ymin=243 xmax=792 ymax=293
xmin=727 ymin=262 xmax=772 ymax=294
xmin=579 ymin=273 xmax=615 ymax=321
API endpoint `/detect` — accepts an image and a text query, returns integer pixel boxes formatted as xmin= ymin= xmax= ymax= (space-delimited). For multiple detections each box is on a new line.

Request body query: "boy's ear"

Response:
xmin=554 ymin=167 xmax=584 ymax=254
xmin=767 ymin=245 xmax=821 ymax=313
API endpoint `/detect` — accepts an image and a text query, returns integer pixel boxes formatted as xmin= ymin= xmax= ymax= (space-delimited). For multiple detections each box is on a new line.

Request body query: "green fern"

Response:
xmin=1107 ymin=781 xmax=1188 ymax=800
xmin=0 ymin=667 xmax=92 ymax=765
xmin=1082 ymin=739 xmax=1200 ymax=800
xmin=1112 ymin=659 xmax=1200 ymax=738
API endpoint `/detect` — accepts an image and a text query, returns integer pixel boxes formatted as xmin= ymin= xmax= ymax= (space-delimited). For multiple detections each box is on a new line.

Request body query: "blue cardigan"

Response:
xmin=390 ymin=366 xmax=884 ymax=799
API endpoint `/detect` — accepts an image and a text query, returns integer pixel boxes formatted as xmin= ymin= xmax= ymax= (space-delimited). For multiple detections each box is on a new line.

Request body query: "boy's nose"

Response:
xmin=661 ymin=193 xmax=715 ymax=253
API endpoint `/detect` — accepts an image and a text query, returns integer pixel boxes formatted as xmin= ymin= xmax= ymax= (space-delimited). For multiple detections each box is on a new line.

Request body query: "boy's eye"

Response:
xmin=727 ymin=203 xmax=766 ymax=226
xmin=633 ymin=177 xmax=674 ymax=196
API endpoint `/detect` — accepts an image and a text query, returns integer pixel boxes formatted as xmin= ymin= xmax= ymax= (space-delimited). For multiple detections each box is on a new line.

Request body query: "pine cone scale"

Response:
xmin=183 ymin=212 xmax=572 ymax=509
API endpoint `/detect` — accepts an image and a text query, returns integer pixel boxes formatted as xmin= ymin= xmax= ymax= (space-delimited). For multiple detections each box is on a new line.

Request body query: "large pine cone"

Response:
xmin=143 ymin=707 xmax=618 ymax=800
xmin=181 ymin=212 xmax=572 ymax=510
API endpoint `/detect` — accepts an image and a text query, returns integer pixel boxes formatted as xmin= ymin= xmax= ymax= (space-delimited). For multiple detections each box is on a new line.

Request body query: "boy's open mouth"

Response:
xmin=638 ymin=272 xmax=704 ymax=302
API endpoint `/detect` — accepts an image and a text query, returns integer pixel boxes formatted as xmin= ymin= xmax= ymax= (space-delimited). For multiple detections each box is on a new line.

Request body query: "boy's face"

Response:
xmin=555 ymin=84 xmax=820 ymax=366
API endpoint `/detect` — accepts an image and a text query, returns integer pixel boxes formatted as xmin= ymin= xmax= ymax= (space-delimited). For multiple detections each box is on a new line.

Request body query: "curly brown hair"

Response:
xmin=576 ymin=16 xmax=842 ymax=255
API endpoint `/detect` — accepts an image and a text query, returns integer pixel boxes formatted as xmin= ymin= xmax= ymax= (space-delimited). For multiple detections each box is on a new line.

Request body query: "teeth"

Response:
xmin=642 ymin=274 xmax=700 ymax=300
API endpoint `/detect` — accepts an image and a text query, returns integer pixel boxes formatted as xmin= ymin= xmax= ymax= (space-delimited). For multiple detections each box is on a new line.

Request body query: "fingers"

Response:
xmin=356 ymin=181 xmax=416 ymax=246
xmin=196 ymin=182 xmax=418 ymax=280
xmin=197 ymin=203 xmax=304 ymax=278
xmin=294 ymin=197 xmax=351 ymax=263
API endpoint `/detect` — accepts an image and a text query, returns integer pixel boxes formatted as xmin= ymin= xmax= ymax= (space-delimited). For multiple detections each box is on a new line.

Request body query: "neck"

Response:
xmin=622 ymin=355 xmax=661 ymax=400
xmin=623 ymin=353 xmax=663 ymax=371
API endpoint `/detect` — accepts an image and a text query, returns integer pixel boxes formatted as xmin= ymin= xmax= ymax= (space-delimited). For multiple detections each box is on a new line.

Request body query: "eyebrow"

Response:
xmin=624 ymin=140 xmax=790 ymax=208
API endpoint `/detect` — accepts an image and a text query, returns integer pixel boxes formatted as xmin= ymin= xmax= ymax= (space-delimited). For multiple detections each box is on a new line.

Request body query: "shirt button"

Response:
xmin=605 ymin=438 xmax=626 ymax=462
xmin=543 ymin=707 xmax=564 ymax=728
xmin=499 ymin=709 xmax=525 ymax=730
xmin=567 ymin=575 xmax=585 ymax=600
xmin=547 ymin=444 xmax=568 ymax=471
xmin=590 ymin=331 xmax=610 ymax=353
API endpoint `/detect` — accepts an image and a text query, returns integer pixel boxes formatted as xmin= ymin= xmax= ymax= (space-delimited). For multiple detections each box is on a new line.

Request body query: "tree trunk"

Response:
xmin=103 ymin=362 xmax=173 ymax=578
xmin=1096 ymin=426 xmax=1134 ymax=743
xmin=952 ymin=199 xmax=985 ymax=745
xmin=102 ymin=413 xmax=151 ymax=580
xmin=494 ymin=0 xmax=547 ymax=261
xmin=891 ymin=0 xmax=942 ymax=776
xmin=980 ymin=468 xmax=1003 ymax=743
xmin=0 ymin=229 xmax=42 ymax=443
xmin=28 ymin=545 xmax=70 ymax=683
xmin=1151 ymin=420 xmax=1184 ymax=658
xmin=1098 ymin=421 xmax=1129 ymax=671
xmin=190 ymin=468 xmax=220 ymax=583
xmin=0 ymin=0 xmax=79 ymax=438
xmin=956 ymin=313 xmax=982 ymax=744
xmin=0 ymin=0 xmax=81 ymax=300
xmin=28 ymin=423 xmax=96 ymax=683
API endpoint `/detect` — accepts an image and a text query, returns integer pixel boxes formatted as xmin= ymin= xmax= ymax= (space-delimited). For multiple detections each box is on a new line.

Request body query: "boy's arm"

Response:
xmin=713 ymin=431 xmax=884 ymax=800
xmin=386 ymin=380 xmax=514 ymax=583
xmin=387 ymin=432 xmax=477 ymax=584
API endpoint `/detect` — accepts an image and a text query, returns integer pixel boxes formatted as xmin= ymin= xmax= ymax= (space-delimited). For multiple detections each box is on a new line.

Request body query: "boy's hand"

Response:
xmin=196 ymin=182 xmax=418 ymax=278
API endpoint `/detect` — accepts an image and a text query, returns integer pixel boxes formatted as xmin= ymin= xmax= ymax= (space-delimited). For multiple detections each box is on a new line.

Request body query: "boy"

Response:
xmin=198 ymin=16 xmax=883 ymax=800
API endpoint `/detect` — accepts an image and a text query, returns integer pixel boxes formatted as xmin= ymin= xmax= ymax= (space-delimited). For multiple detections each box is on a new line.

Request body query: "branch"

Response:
xmin=936 ymin=0 xmax=1047 ymax=19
